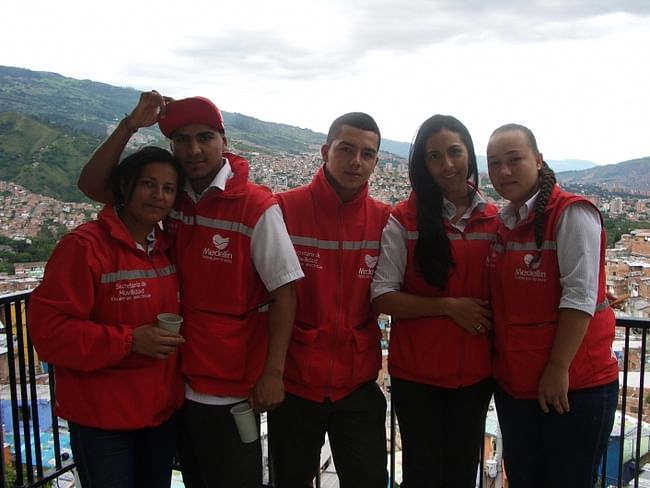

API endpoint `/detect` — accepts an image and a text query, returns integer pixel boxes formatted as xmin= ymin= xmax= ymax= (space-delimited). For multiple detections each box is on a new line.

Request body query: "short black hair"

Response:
xmin=110 ymin=146 xmax=185 ymax=205
xmin=326 ymin=112 xmax=381 ymax=149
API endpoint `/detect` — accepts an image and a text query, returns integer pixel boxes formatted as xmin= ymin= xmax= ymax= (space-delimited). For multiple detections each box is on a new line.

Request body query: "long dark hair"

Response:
xmin=110 ymin=146 xmax=185 ymax=205
xmin=409 ymin=115 xmax=479 ymax=289
xmin=490 ymin=123 xmax=556 ymax=251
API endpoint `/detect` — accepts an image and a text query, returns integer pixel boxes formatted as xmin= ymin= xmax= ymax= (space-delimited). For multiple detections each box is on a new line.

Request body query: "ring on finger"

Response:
xmin=474 ymin=324 xmax=483 ymax=332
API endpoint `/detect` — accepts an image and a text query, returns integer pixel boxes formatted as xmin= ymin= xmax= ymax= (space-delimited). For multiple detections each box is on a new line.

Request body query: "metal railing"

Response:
xmin=1 ymin=289 xmax=650 ymax=487
xmin=1 ymin=291 xmax=75 ymax=487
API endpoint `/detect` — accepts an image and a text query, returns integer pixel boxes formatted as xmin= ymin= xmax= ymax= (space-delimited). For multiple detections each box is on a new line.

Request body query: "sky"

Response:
xmin=1 ymin=0 xmax=649 ymax=165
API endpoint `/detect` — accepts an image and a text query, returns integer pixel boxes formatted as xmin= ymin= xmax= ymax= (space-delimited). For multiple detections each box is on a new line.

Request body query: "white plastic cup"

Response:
xmin=157 ymin=313 xmax=183 ymax=334
xmin=230 ymin=403 xmax=259 ymax=443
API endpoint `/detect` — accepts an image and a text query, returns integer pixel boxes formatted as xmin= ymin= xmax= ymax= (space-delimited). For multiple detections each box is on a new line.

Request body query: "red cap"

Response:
xmin=158 ymin=96 xmax=225 ymax=137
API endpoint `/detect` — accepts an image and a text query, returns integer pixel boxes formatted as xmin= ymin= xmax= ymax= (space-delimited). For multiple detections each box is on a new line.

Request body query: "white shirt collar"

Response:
xmin=135 ymin=228 xmax=157 ymax=254
xmin=185 ymin=158 xmax=233 ymax=203
xmin=499 ymin=189 xmax=541 ymax=230
xmin=442 ymin=190 xmax=487 ymax=229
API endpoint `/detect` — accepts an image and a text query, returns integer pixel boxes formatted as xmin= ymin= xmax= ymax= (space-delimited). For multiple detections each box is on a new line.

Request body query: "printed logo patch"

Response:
xmin=523 ymin=253 xmax=541 ymax=270
xmin=297 ymin=249 xmax=323 ymax=270
xmin=515 ymin=253 xmax=546 ymax=282
xmin=212 ymin=234 xmax=230 ymax=250
xmin=365 ymin=254 xmax=378 ymax=269
xmin=111 ymin=280 xmax=151 ymax=302
xmin=203 ymin=234 xmax=233 ymax=263
xmin=358 ymin=254 xmax=378 ymax=279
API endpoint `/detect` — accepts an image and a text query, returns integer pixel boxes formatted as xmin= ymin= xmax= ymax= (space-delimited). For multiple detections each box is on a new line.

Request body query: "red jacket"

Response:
xmin=389 ymin=193 xmax=497 ymax=388
xmin=167 ymin=153 xmax=276 ymax=397
xmin=276 ymin=167 xmax=391 ymax=402
xmin=28 ymin=205 xmax=183 ymax=430
xmin=489 ymin=187 xmax=618 ymax=398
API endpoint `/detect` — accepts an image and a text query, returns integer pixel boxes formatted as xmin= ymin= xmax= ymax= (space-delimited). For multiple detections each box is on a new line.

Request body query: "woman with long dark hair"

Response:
xmin=371 ymin=115 xmax=496 ymax=487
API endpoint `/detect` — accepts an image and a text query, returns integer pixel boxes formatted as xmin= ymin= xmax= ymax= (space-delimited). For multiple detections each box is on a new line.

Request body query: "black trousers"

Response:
xmin=178 ymin=399 xmax=262 ymax=488
xmin=269 ymin=381 xmax=388 ymax=488
xmin=392 ymin=376 xmax=493 ymax=488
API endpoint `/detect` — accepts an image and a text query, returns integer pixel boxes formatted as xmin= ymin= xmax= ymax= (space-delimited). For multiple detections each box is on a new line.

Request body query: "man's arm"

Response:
xmin=78 ymin=90 xmax=170 ymax=203
xmin=250 ymin=281 xmax=296 ymax=412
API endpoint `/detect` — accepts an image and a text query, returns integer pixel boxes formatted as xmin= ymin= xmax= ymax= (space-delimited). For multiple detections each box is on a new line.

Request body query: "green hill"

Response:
xmin=0 ymin=65 xmax=329 ymax=156
xmin=0 ymin=112 xmax=101 ymax=201
xmin=0 ymin=65 xmax=141 ymax=136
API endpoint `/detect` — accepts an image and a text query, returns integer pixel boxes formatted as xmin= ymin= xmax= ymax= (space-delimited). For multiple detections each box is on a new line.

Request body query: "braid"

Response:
xmin=533 ymin=161 xmax=557 ymax=250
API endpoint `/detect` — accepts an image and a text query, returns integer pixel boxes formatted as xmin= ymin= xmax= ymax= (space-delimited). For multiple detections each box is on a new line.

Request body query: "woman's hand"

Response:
xmin=131 ymin=324 xmax=184 ymax=360
xmin=537 ymin=362 xmax=570 ymax=414
xmin=446 ymin=297 xmax=493 ymax=335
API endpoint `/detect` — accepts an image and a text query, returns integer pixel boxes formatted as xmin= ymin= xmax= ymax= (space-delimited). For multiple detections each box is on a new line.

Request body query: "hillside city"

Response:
xmin=2 ymin=148 xmax=650 ymax=321
xmin=2 ymin=145 xmax=650 ymax=487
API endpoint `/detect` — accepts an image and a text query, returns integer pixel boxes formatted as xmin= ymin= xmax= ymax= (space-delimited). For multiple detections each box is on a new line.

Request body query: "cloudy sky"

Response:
xmin=2 ymin=0 xmax=649 ymax=164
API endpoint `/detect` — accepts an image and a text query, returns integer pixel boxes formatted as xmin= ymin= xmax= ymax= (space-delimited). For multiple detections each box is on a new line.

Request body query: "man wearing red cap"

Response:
xmin=78 ymin=91 xmax=303 ymax=487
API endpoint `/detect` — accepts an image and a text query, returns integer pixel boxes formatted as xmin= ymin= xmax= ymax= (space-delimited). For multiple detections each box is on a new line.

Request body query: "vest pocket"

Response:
xmin=351 ymin=326 xmax=382 ymax=385
xmin=503 ymin=322 xmax=556 ymax=397
xmin=186 ymin=315 xmax=249 ymax=381
xmin=285 ymin=325 xmax=319 ymax=385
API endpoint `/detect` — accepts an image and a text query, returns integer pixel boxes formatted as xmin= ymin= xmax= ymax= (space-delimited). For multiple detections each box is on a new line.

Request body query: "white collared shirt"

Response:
xmin=182 ymin=158 xmax=304 ymax=405
xmin=497 ymin=189 xmax=601 ymax=315
xmin=371 ymin=191 xmax=486 ymax=300
xmin=442 ymin=191 xmax=488 ymax=232
xmin=184 ymin=158 xmax=233 ymax=203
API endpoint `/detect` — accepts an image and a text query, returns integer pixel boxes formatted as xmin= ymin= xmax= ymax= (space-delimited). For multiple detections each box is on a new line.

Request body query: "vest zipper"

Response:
xmin=325 ymin=207 xmax=343 ymax=400
xmin=458 ymin=228 xmax=468 ymax=386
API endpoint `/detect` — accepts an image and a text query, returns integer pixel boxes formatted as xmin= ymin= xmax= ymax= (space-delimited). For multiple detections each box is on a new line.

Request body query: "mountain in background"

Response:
xmin=0 ymin=65 xmax=647 ymax=201
xmin=0 ymin=65 xmax=406 ymax=157
xmin=547 ymin=159 xmax=599 ymax=172
xmin=476 ymin=155 xmax=598 ymax=173
xmin=557 ymin=157 xmax=650 ymax=191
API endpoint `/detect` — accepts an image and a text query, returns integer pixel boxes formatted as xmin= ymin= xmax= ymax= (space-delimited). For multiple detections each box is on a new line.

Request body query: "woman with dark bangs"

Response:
xmin=29 ymin=147 xmax=186 ymax=488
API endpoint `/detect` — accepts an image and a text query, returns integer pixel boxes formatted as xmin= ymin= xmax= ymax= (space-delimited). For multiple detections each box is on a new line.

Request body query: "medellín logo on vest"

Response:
xmin=358 ymin=254 xmax=377 ymax=279
xmin=202 ymin=234 xmax=233 ymax=263
xmin=515 ymin=253 xmax=547 ymax=282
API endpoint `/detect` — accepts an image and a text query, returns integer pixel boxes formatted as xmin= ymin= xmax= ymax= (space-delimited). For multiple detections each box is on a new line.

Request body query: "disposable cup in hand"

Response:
xmin=230 ymin=403 xmax=258 ymax=443
xmin=157 ymin=313 xmax=183 ymax=334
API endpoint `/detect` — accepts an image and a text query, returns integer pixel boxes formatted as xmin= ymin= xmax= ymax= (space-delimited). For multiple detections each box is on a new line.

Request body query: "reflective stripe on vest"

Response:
xmin=406 ymin=231 xmax=495 ymax=242
xmin=169 ymin=210 xmax=254 ymax=238
xmin=595 ymin=298 xmax=610 ymax=313
xmin=100 ymin=265 xmax=176 ymax=284
xmin=448 ymin=232 xmax=496 ymax=242
xmin=290 ymin=236 xmax=379 ymax=250
xmin=492 ymin=240 xmax=557 ymax=253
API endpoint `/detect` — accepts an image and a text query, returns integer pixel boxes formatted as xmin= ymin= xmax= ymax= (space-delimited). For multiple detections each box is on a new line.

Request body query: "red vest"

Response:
xmin=489 ymin=186 xmax=618 ymax=398
xmin=28 ymin=205 xmax=183 ymax=430
xmin=389 ymin=193 xmax=497 ymax=388
xmin=167 ymin=153 xmax=276 ymax=397
xmin=276 ymin=167 xmax=391 ymax=402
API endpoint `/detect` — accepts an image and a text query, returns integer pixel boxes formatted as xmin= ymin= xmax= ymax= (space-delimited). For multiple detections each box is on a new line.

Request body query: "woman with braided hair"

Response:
xmin=486 ymin=124 xmax=618 ymax=487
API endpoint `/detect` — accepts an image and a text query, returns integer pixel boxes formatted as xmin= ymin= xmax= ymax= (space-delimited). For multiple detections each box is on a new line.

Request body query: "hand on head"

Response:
xmin=125 ymin=91 xmax=174 ymax=132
